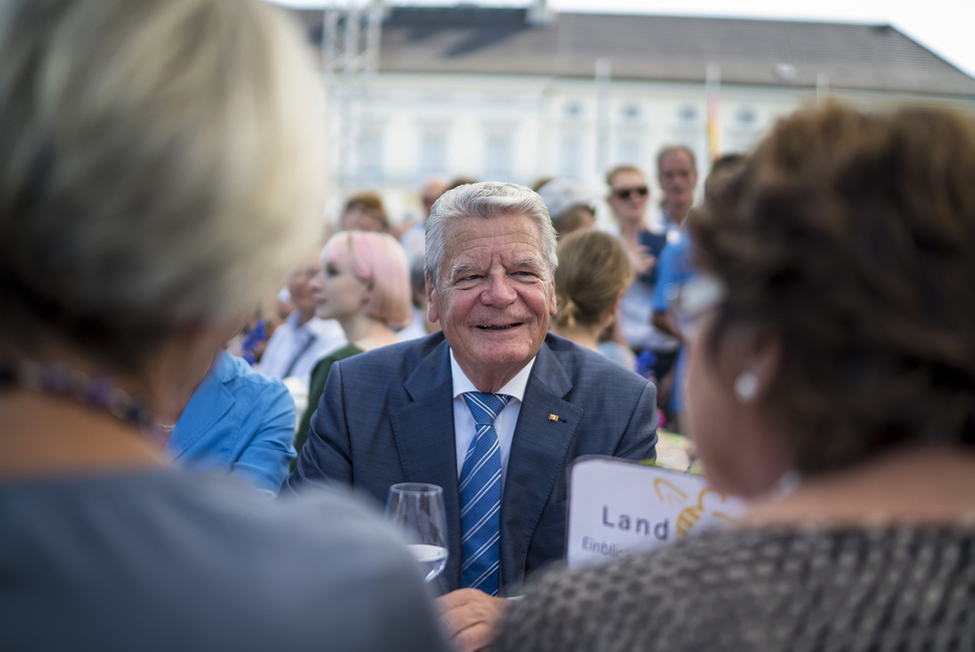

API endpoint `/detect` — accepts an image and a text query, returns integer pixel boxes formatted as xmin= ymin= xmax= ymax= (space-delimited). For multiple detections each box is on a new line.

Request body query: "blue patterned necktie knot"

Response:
xmin=459 ymin=391 xmax=511 ymax=596
xmin=464 ymin=392 xmax=510 ymax=427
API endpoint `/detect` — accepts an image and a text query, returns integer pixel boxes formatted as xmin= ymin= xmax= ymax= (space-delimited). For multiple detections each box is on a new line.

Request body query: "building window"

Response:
xmin=678 ymin=104 xmax=699 ymax=124
xmin=736 ymin=106 xmax=757 ymax=126
xmin=484 ymin=130 xmax=513 ymax=182
xmin=621 ymin=103 xmax=641 ymax=121
xmin=564 ymin=102 xmax=583 ymax=119
xmin=419 ymin=129 xmax=447 ymax=178
xmin=558 ymin=132 xmax=583 ymax=180
xmin=616 ymin=134 xmax=641 ymax=166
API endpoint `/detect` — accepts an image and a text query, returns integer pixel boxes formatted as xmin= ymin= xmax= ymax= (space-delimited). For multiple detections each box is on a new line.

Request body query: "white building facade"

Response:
xmin=294 ymin=5 xmax=975 ymax=228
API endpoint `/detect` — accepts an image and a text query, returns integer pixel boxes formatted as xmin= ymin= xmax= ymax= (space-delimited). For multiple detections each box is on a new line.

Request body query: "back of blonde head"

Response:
xmin=553 ymin=230 xmax=633 ymax=330
xmin=0 ymin=0 xmax=324 ymax=372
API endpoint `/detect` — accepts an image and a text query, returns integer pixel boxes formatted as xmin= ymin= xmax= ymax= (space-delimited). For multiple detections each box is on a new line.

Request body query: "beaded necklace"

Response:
xmin=0 ymin=359 xmax=155 ymax=431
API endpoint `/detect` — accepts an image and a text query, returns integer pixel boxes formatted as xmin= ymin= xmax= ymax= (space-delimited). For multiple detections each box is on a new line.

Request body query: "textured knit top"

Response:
xmin=494 ymin=526 xmax=975 ymax=652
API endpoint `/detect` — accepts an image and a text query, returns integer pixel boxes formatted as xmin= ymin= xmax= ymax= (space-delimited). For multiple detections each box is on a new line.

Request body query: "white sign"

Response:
xmin=566 ymin=455 xmax=746 ymax=567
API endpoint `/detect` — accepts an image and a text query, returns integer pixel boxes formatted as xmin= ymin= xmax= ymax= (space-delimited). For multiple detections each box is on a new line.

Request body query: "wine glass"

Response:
xmin=385 ymin=482 xmax=448 ymax=583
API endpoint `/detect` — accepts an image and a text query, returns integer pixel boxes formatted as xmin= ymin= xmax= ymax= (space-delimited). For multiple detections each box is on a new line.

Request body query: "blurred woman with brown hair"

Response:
xmin=495 ymin=102 xmax=975 ymax=651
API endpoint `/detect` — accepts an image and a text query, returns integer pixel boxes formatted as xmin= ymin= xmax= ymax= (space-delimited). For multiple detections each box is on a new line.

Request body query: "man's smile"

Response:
xmin=477 ymin=323 xmax=522 ymax=331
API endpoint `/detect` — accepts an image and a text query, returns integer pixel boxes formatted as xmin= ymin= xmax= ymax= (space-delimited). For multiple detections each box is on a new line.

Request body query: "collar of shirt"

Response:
xmin=275 ymin=311 xmax=317 ymax=356
xmin=449 ymin=349 xmax=537 ymax=490
xmin=659 ymin=208 xmax=685 ymax=243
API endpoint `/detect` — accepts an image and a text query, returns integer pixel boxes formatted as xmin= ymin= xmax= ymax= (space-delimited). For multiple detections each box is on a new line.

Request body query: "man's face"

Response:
xmin=422 ymin=179 xmax=449 ymax=218
xmin=606 ymin=170 xmax=649 ymax=227
xmin=287 ymin=251 xmax=322 ymax=319
xmin=428 ymin=212 xmax=556 ymax=391
xmin=658 ymin=150 xmax=698 ymax=219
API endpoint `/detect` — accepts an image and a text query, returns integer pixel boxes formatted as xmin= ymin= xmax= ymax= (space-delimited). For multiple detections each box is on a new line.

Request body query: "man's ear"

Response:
xmin=548 ymin=278 xmax=557 ymax=316
xmin=426 ymin=273 xmax=441 ymax=324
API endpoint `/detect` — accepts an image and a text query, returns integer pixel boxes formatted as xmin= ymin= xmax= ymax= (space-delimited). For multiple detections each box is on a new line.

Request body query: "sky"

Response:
xmin=268 ymin=0 xmax=975 ymax=78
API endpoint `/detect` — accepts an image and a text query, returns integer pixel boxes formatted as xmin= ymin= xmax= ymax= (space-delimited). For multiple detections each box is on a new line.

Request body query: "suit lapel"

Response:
xmin=390 ymin=340 xmax=462 ymax=593
xmin=501 ymin=343 xmax=581 ymax=591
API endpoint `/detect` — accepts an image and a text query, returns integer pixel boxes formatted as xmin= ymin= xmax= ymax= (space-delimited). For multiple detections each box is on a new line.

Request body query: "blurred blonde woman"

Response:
xmin=294 ymin=230 xmax=412 ymax=453
xmin=0 ymin=1 xmax=446 ymax=650
xmin=552 ymin=229 xmax=636 ymax=370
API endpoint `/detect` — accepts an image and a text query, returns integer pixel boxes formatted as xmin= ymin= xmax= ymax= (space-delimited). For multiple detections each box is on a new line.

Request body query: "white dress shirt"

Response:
xmin=449 ymin=349 xmax=536 ymax=492
xmin=257 ymin=312 xmax=346 ymax=389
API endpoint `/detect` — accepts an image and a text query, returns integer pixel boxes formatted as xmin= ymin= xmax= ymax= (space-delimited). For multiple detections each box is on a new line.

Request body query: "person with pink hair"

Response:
xmin=294 ymin=230 xmax=413 ymax=454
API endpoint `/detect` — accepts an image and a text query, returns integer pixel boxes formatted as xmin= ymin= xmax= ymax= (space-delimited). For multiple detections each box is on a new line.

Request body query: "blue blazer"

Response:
xmin=285 ymin=333 xmax=658 ymax=594
xmin=167 ymin=350 xmax=297 ymax=495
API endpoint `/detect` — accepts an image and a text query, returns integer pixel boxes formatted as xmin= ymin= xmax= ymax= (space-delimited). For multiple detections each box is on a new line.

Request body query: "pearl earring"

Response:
xmin=734 ymin=372 xmax=759 ymax=403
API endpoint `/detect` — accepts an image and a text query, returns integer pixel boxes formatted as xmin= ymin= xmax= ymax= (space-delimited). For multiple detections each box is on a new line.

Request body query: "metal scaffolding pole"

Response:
xmin=322 ymin=0 xmax=384 ymax=194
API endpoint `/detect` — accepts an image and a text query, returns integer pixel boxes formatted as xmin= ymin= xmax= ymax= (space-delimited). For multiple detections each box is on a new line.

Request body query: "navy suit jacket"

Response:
xmin=285 ymin=332 xmax=658 ymax=594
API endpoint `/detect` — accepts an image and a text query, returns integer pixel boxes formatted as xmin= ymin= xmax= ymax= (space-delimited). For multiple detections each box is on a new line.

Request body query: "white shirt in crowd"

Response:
xmin=257 ymin=311 xmax=346 ymax=390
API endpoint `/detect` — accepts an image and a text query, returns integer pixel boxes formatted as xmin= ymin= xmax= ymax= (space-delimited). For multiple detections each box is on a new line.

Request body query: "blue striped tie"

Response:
xmin=460 ymin=391 xmax=511 ymax=596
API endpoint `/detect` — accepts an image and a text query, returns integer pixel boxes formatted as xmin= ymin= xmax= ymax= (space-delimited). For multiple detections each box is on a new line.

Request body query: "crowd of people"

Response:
xmin=3 ymin=1 xmax=975 ymax=651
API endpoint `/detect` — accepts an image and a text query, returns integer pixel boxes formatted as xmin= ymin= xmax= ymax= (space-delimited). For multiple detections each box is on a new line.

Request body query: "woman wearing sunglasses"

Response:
xmin=605 ymin=165 xmax=679 ymax=388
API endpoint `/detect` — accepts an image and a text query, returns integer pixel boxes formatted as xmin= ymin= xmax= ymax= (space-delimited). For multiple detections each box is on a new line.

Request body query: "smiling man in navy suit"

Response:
xmin=286 ymin=182 xmax=658 ymax=651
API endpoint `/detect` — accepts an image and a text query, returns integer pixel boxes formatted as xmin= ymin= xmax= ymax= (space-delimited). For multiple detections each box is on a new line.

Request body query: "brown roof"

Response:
xmin=294 ymin=6 xmax=975 ymax=96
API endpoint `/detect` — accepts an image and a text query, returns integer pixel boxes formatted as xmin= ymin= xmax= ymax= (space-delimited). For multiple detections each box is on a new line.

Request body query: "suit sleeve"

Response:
xmin=282 ymin=360 xmax=354 ymax=495
xmin=614 ymin=377 xmax=659 ymax=462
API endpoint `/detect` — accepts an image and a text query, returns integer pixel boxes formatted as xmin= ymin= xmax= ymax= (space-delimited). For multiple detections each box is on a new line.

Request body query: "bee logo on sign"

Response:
xmin=566 ymin=456 xmax=746 ymax=567
xmin=652 ymin=478 xmax=740 ymax=538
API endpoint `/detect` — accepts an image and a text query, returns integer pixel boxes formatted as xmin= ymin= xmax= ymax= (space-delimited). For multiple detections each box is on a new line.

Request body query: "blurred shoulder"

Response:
xmin=543 ymin=333 xmax=648 ymax=391
xmin=118 ymin=470 xmax=430 ymax=611
xmin=3 ymin=469 xmax=443 ymax=650
xmin=336 ymin=331 xmax=447 ymax=372
xmin=216 ymin=350 xmax=290 ymax=399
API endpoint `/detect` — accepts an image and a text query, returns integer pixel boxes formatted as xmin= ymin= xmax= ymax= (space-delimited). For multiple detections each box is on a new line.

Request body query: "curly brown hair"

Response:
xmin=690 ymin=102 xmax=975 ymax=474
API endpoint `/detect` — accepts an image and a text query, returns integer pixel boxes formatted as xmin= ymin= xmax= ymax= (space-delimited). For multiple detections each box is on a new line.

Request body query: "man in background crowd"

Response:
xmin=259 ymin=249 xmax=345 ymax=394
xmin=340 ymin=190 xmax=390 ymax=233
xmin=653 ymin=145 xmax=699 ymax=240
xmin=401 ymin=176 xmax=450 ymax=262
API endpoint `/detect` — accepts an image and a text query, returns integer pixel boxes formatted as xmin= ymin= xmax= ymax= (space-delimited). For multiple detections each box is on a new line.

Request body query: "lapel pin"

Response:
xmin=548 ymin=413 xmax=559 ymax=422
